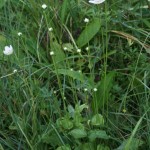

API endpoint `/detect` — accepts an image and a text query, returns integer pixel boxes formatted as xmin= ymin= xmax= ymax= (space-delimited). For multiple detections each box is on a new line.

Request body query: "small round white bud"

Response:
xmin=77 ymin=49 xmax=81 ymax=53
xmin=50 ymin=51 xmax=54 ymax=55
xmin=42 ymin=4 xmax=47 ymax=9
xmin=93 ymin=88 xmax=98 ymax=92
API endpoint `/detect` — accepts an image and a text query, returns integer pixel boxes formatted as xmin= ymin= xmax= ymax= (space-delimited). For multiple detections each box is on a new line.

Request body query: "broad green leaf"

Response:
xmin=69 ymin=128 xmax=87 ymax=139
xmin=56 ymin=117 xmax=73 ymax=130
xmin=42 ymin=130 xmax=62 ymax=146
xmin=91 ymin=114 xmax=104 ymax=126
xmin=77 ymin=143 xmax=95 ymax=150
xmin=73 ymin=112 xmax=83 ymax=127
xmin=68 ymin=104 xmax=75 ymax=117
xmin=92 ymin=72 xmax=115 ymax=111
xmin=60 ymin=0 xmax=69 ymax=23
xmin=97 ymin=145 xmax=110 ymax=150
xmin=77 ymin=18 xmax=101 ymax=47
xmin=0 ymin=0 xmax=6 ymax=9
xmin=50 ymin=33 xmax=66 ymax=68
xmin=75 ymin=103 xmax=89 ymax=113
xmin=62 ymin=43 xmax=74 ymax=52
xmin=117 ymin=138 xmax=144 ymax=150
xmin=56 ymin=145 xmax=71 ymax=150
xmin=53 ymin=69 xmax=92 ymax=88
xmin=88 ymin=130 xmax=109 ymax=142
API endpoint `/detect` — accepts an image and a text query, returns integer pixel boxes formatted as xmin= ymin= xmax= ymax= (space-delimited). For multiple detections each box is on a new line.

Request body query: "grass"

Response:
xmin=0 ymin=0 xmax=150 ymax=149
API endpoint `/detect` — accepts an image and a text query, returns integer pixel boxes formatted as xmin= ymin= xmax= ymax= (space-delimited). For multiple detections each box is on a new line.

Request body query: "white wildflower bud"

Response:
xmin=84 ymin=18 xmax=89 ymax=23
xmin=84 ymin=88 xmax=88 ymax=92
xmin=86 ymin=47 xmax=89 ymax=51
xmin=13 ymin=69 xmax=17 ymax=73
xmin=77 ymin=49 xmax=81 ymax=53
xmin=93 ymin=88 xmax=98 ymax=92
xmin=42 ymin=4 xmax=47 ymax=9
xmin=48 ymin=27 xmax=53 ymax=32
xmin=54 ymin=91 xmax=57 ymax=94
xmin=63 ymin=47 xmax=67 ymax=51
xmin=18 ymin=32 xmax=22 ymax=36
xmin=50 ymin=51 xmax=54 ymax=56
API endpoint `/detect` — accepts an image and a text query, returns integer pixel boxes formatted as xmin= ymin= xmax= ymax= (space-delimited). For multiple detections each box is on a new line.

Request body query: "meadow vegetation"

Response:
xmin=0 ymin=0 xmax=150 ymax=149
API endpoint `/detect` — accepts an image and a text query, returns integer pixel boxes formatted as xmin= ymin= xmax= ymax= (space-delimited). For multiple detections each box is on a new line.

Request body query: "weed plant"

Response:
xmin=0 ymin=0 xmax=150 ymax=149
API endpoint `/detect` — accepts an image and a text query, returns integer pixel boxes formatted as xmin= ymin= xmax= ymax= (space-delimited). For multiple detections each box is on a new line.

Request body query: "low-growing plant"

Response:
xmin=0 ymin=0 xmax=150 ymax=149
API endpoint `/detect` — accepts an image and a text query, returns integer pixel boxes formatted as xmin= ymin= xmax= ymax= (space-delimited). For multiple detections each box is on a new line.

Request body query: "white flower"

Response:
xmin=54 ymin=90 xmax=57 ymax=94
xmin=86 ymin=47 xmax=89 ymax=51
xmin=70 ymin=68 xmax=73 ymax=71
xmin=63 ymin=47 xmax=67 ymax=51
xmin=77 ymin=49 xmax=81 ymax=53
xmin=18 ymin=32 xmax=22 ymax=36
xmin=84 ymin=88 xmax=88 ymax=92
xmin=3 ymin=45 xmax=13 ymax=55
xmin=42 ymin=4 xmax=47 ymax=9
xmin=48 ymin=27 xmax=53 ymax=32
xmin=13 ymin=69 xmax=17 ymax=73
xmin=78 ymin=70 xmax=81 ymax=73
xmin=93 ymin=88 xmax=98 ymax=92
xmin=89 ymin=0 xmax=105 ymax=4
xmin=50 ymin=51 xmax=54 ymax=55
xmin=84 ymin=18 xmax=89 ymax=23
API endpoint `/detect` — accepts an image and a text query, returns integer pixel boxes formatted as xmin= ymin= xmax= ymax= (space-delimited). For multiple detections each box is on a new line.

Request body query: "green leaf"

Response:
xmin=73 ymin=112 xmax=83 ymax=127
xmin=56 ymin=145 xmax=71 ymax=150
xmin=50 ymin=33 xmax=66 ymax=68
xmin=69 ymin=128 xmax=87 ymax=139
xmin=77 ymin=18 xmax=101 ymax=47
xmin=62 ymin=43 xmax=74 ymax=52
xmin=117 ymin=138 xmax=144 ymax=150
xmin=142 ymin=19 xmax=150 ymax=28
xmin=68 ymin=104 xmax=75 ymax=117
xmin=0 ymin=144 xmax=4 ymax=150
xmin=0 ymin=0 xmax=6 ymax=9
xmin=92 ymin=72 xmax=115 ymax=111
xmin=88 ymin=130 xmax=109 ymax=142
xmin=60 ymin=0 xmax=69 ymax=23
xmin=75 ymin=103 xmax=89 ymax=113
xmin=41 ymin=130 xmax=62 ymax=146
xmin=77 ymin=143 xmax=95 ymax=150
xmin=91 ymin=114 xmax=104 ymax=126
xmin=97 ymin=145 xmax=110 ymax=150
xmin=56 ymin=117 xmax=73 ymax=130
xmin=124 ymin=112 xmax=146 ymax=150
xmin=53 ymin=69 xmax=92 ymax=88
